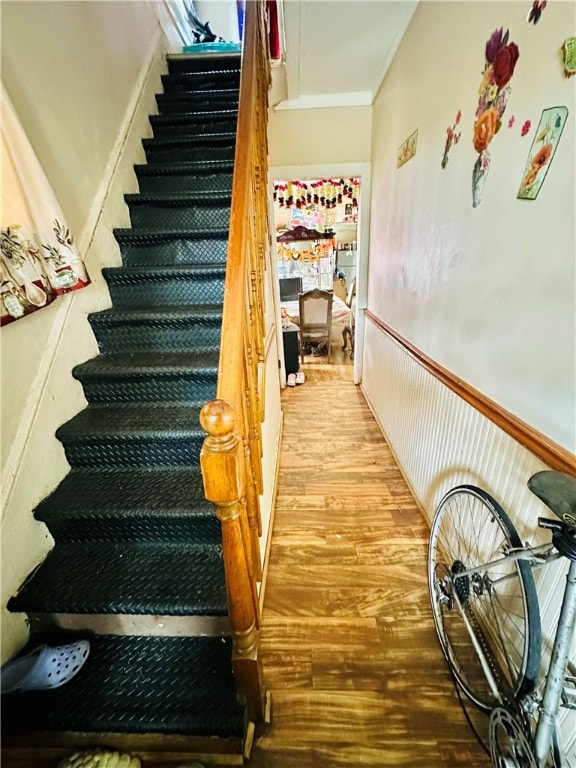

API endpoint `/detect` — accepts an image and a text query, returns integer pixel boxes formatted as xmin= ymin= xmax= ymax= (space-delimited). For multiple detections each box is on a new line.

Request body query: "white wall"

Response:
xmin=368 ymin=0 xmax=575 ymax=452
xmin=361 ymin=1 xmax=575 ymax=757
xmin=0 ymin=1 xmax=182 ymax=662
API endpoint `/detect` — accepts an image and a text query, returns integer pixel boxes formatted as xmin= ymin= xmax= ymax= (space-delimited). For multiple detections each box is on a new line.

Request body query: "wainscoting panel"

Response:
xmin=361 ymin=319 xmax=575 ymax=762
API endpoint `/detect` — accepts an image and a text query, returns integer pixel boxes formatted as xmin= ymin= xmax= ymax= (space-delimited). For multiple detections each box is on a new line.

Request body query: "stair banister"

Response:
xmin=200 ymin=0 xmax=269 ymax=727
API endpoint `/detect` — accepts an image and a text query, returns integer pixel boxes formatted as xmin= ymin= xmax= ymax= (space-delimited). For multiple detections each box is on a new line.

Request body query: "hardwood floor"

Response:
xmin=1 ymin=347 xmax=491 ymax=767
xmin=249 ymin=348 xmax=492 ymax=767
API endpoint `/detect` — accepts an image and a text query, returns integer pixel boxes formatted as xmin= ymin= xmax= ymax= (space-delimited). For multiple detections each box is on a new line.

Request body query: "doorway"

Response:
xmin=268 ymin=163 xmax=371 ymax=387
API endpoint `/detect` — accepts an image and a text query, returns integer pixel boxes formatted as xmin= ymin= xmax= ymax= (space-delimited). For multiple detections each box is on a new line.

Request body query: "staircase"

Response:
xmin=3 ymin=53 xmax=256 ymax=761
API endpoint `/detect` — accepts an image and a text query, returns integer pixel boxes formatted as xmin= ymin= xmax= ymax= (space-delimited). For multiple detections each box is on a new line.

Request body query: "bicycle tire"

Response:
xmin=428 ymin=484 xmax=541 ymax=711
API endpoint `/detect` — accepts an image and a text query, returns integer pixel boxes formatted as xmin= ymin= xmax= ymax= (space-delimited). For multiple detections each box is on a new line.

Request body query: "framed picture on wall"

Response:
xmin=517 ymin=106 xmax=568 ymax=200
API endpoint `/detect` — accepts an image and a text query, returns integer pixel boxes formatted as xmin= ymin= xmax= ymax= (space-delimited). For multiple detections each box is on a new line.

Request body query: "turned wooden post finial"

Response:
xmin=200 ymin=399 xmax=237 ymax=448
xmin=200 ymin=399 xmax=245 ymax=504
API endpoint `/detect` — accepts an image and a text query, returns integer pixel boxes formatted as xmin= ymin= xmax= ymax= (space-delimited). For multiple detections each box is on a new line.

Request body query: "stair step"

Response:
xmin=167 ymin=53 xmax=242 ymax=74
xmin=73 ymin=350 xmax=218 ymax=405
xmin=73 ymin=350 xmax=219 ymax=404
xmin=1 ymin=634 xmax=244 ymax=737
xmin=161 ymin=70 xmax=240 ymax=94
xmin=156 ymin=90 xmax=239 ymax=114
xmin=135 ymin=159 xmax=233 ymax=194
xmin=56 ymin=402 xmax=205 ymax=467
xmin=114 ymin=227 xmax=228 ymax=267
xmin=35 ymin=467 xmax=220 ymax=543
xmin=89 ymin=306 xmax=223 ymax=353
xmin=9 ymin=540 xmax=226 ymax=615
xmin=150 ymin=111 xmax=238 ymax=138
xmin=125 ymin=192 xmax=231 ymax=229
xmin=143 ymin=133 xmax=236 ymax=163
xmin=103 ymin=264 xmax=226 ymax=308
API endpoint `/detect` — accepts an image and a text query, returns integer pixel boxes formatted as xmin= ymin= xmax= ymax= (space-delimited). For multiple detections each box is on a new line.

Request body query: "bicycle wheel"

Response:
xmin=428 ymin=485 xmax=541 ymax=711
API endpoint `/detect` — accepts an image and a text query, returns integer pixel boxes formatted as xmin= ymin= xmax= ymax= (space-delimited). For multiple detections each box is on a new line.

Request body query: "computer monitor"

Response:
xmin=279 ymin=277 xmax=303 ymax=301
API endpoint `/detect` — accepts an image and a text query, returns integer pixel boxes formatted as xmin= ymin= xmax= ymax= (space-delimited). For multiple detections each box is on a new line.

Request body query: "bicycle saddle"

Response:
xmin=528 ymin=470 xmax=576 ymax=529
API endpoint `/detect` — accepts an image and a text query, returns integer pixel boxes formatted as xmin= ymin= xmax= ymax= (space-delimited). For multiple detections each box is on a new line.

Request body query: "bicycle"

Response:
xmin=428 ymin=470 xmax=576 ymax=767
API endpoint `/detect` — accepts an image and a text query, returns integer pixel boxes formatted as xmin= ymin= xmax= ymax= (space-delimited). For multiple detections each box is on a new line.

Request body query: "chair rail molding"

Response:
xmin=364 ymin=310 xmax=575 ymax=476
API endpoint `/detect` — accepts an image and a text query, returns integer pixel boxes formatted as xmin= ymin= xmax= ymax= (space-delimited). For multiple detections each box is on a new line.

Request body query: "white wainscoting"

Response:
xmin=361 ymin=318 xmax=575 ymax=763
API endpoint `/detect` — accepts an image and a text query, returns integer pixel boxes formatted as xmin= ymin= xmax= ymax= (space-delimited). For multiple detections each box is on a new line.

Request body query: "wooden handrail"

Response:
xmin=200 ymin=0 xmax=270 ymax=729
xmin=364 ymin=310 xmax=576 ymax=476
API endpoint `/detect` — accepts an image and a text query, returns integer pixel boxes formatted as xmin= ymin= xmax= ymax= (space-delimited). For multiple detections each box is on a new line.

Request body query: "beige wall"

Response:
xmin=367 ymin=0 xmax=575 ymax=451
xmin=268 ymin=105 xmax=372 ymax=167
xmin=0 ymin=1 xmax=180 ymax=662
xmin=361 ymin=3 xmax=575 ymax=754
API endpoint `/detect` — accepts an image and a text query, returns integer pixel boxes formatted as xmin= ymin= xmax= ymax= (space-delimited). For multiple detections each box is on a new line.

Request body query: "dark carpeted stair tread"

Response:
xmin=36 ymin=466 xmax=210 ymax=513
xmin=75 ymin=349 xmax=220 ymax=376
xmin=8 ymin=541 xmax=226 ymax=616
xmin=143 ymin=133 xmax=236 ymax=147
xmin=134 ymin=158 xmax=234 ymax=176
xmin=125 ymin=191 xmax=232 ymax=205
xmin=1 ymin=635 xmax=244 ymax=737
xmin=114 ymin=227 xmax=229 ymax=267
xmin=57 ymin=402 xmax=203 ymax=438
xmin=102 ymin=264 xmax=225 ymax=309
xmin=150 ymin=116 xmax=238 ymax=140
xmin=34 ymin=467 xmax=219 ymax=543
xmin=143 ymin=135 xmax=236 ymax=163
xmin=167 ymin=52 xmax=242 ymax=73
xmin=161 ymin=71 xmax=240 ymax=94
xmin=73 ymin=350 xmax=219 ymax=405
xmin=134 ymin=161 xmax=233 ymax=194
xmin=156 ymin=91 xmax=239 ymax=114
xmin=114 ymin=225 xmax=229 ymax=242
xmin=150 ymin=110 xmax=237 ymax=126
xmin=103 ymin=264 xmax=226 ymax=281
xmin=90 ymin=305 xmax=224 ymax=322
xmin=56 ymin=402 xmax=207 ymax=468
xmin=125 ymin=192 xmax=231 ymax=230
xmin=89 ymin=306 xmax=223 ymax=354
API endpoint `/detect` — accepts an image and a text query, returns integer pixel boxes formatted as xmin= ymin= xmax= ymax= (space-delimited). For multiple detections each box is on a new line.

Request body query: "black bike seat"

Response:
xmin=528 ymin=471 xmax=576 ymax=528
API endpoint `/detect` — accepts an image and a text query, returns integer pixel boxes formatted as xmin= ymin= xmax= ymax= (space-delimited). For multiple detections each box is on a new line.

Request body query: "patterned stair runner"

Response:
xmin=4 ymin=53 xmax=246 ymax=748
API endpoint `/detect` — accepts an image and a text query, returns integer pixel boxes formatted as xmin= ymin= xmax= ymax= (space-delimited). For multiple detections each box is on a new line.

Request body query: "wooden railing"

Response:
xmin=199 ymin=0 xmax=270 ymax=728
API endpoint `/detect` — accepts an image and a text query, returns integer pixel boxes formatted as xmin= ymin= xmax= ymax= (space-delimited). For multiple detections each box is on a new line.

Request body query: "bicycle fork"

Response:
xmin=534 ymin=559 xmax=576 ymax=767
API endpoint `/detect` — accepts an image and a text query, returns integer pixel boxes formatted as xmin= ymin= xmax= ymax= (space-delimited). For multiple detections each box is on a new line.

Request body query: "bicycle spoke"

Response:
xmin=428 ymin=486 xmax=541 ymax=711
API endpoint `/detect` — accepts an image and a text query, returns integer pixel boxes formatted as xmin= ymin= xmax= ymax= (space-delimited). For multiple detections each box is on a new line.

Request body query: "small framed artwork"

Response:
xmin=397 ymin=129 xmax=418 ymax=168
xmin=344 ymin=203 xmax=353 ymax=216
xmin=517 ymin=106 xmax=568 ymax=200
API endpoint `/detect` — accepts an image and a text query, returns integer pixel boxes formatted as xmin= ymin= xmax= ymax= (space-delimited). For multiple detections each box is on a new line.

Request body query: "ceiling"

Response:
xmin=274 ymin=0 xmax=418 ymax=110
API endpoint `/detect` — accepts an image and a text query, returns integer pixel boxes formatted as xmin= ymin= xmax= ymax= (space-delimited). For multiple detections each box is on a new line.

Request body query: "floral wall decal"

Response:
xmin=521 ymin=119 xmax=532 ymax=136
xmin=517 ymin=106 xmax=568 ymax=199
xmin=472 ymin=27 xmax=520 ymax=207
xmin=441 ymin=110 xmax=462 ymax=168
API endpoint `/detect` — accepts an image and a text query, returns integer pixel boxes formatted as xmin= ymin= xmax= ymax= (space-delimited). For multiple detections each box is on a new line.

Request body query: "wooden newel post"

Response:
xmin=200 ymin=399 xmax=266 ymax=726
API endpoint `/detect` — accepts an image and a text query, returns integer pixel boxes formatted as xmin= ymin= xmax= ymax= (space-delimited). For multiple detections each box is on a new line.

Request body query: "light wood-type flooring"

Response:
xmin=2 ymin=346 xmax=492 ymax=767
xmin=248 ymin=344 xmax=492 ymax=767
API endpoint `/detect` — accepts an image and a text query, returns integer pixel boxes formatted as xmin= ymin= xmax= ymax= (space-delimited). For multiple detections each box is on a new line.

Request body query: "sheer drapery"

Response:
xmin=1 ymin=85 xmax=90 ymax=326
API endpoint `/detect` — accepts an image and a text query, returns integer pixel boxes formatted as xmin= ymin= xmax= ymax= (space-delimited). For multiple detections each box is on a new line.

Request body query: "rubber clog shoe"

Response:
xmin=295 ymin=371 xmax=305 ymax=385
xmin=287 ymin=373 xmax=296 ymax=387
xmin=1 ymin=640 xmax=90 ymax=694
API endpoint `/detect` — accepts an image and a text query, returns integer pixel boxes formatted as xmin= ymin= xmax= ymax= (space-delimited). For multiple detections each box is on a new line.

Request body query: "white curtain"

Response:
xmin=1 ymin=84 xmax=90 ymax=326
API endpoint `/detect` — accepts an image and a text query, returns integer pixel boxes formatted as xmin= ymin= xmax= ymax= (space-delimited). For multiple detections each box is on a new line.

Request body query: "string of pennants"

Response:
xmin=273 ymin=178 xmax=360 ymax=209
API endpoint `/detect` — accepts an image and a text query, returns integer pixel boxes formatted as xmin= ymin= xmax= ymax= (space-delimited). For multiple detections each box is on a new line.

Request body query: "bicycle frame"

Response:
xmin=449 ymin=540 xmax=576 ymax=767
